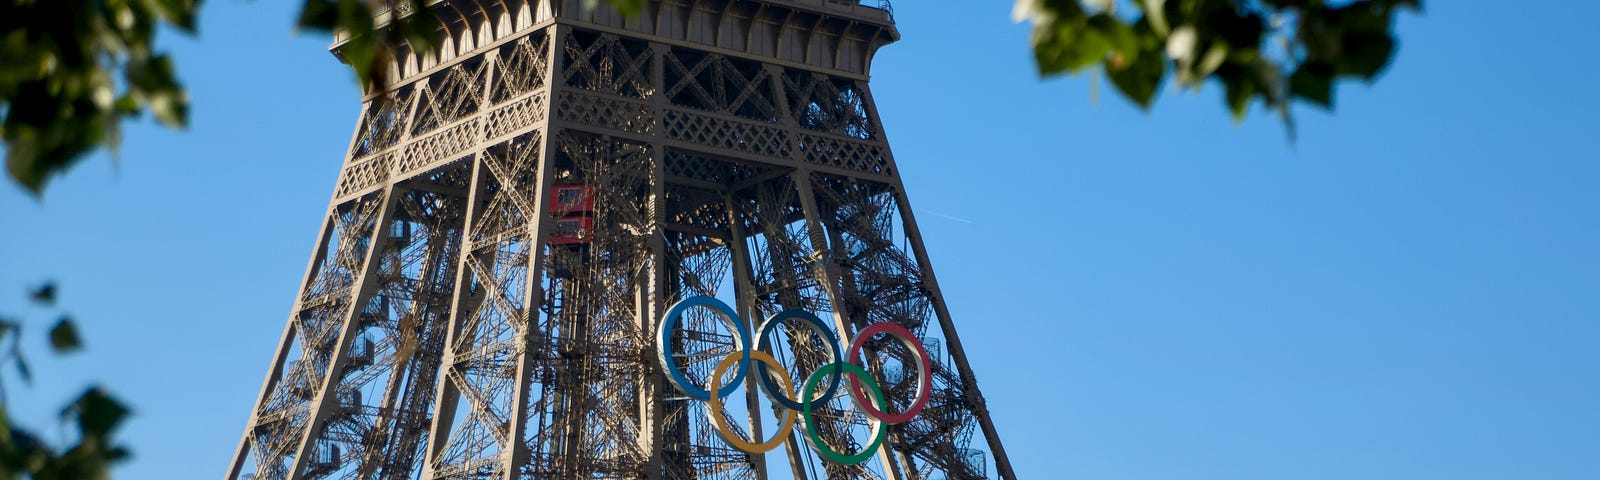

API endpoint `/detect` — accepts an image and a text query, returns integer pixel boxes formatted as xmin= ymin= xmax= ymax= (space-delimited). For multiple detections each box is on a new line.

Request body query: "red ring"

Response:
xmin=844 ymin=322 xmax=932 ymax=425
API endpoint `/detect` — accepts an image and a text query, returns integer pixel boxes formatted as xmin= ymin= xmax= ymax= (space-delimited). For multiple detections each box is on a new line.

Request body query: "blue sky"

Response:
xmin=2 ymin=1 xmax=1597 ymax=479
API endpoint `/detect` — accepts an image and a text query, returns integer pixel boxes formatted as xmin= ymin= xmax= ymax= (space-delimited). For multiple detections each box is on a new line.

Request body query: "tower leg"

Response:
xmin=230 ymin=190 xmax=395 ymax=480
xmin=288 ymin=189 xmax=401 ymax=480
xmin=637 ymin=126 xmax=668 ymax=480
xmin=228 ymin=207 xmax=338 ymax=480
xmin=793 ymin=170 xmax=908 ymax=480
xmin=235 ymin=3 xmax=1015 ymax=478
xmin=420 ymin=131 xmax=552 ymax=479
xmin=419 ymin=154 xmax=485 ymax=480
xmin=497 ymin=128 xmax=559 ymax=480
xmin=725 ymin=193 xmax=811 ymax=480
xmin=891 ymin=190 xmax=1017 ymax=480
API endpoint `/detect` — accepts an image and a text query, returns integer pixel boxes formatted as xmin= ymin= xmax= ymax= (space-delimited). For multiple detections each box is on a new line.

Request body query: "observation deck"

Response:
xmin=336 ymin=0 xmax=901 ymax=81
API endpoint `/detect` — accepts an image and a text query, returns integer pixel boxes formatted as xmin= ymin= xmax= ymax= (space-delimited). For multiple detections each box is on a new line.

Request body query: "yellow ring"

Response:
xmin=708 ymin=350 xmax=798 ymax=453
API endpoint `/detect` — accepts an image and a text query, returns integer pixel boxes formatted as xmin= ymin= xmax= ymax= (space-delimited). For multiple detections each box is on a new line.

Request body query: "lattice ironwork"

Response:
xmin=337 ymin=153 xmax=397 ymax=199
xmin=809 ymin=174 xmax=986 ymax=480
xmin=527 ymin=130 xmax=654 ymax=478
xmin=491 ymin=33 xmax=551 ymax=104
xmin=428 ymin=134 xmax=545 ymax=480
xmin=555 ymin=90 xmax=655 ymax=134
xmin=231 ymin=3 xmax=1014 ymax=479
xmin=237 ymin=193 xmax=388 ymax=479
xmin=485 ymin=93 xmax=547 ymax=141
xmin=352 ymin=88 xmax=415 ymax=158
xmin=734 ymin=175 xmax=884 ymax=480
xmin=782 ymin=70 xmax=876 ymax=140
xmin=561 ymin=30 xmax=653 ymax=99
xmin=665 ymin=110 xmax=790 ymax=159
xmin=796 ymin=132 xmax=892 ymax=177
xmin=664 ymin=49 xmax=780 ymax=122
xmin=304 ymin=162 xmax=474 ymax=480
xmin=412 ymin=59 xmax=490 ymax=136
xmin=402 ymin=120 xmax=482 ymax=176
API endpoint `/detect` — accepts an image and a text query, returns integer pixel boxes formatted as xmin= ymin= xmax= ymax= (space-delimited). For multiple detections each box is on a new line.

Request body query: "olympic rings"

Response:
xmin=802 ymin=362 xmax=887 ymax=465
xmin=708 ymin=350 xmax=797 ymax=452
xmin=656 ymin=296 xmax=748 ymax=401
xmin=845 ymin=322 xmax=932 ymax=425
xmin=655 ymin=295 xmax=933 ymax=460
xmin=755 ymin=309 xmax=842 ymax=412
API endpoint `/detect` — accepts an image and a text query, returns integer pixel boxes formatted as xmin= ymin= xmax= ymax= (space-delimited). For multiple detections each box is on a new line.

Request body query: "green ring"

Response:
xmin=800 ymin=362 xmax=888 ymax=465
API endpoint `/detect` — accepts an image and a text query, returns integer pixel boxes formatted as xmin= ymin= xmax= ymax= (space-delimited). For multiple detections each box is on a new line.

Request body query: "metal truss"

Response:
xmin=229 ymin=1 xmax=1013 ymax=479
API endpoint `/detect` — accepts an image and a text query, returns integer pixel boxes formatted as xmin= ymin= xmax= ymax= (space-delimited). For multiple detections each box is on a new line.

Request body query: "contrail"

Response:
xmin=925 ymin=210 xmax=974 ymax=224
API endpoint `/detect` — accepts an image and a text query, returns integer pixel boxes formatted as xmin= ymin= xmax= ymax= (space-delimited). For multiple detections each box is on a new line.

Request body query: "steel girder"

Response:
xmin=228 ymin=2 xmax=1013 ymax=479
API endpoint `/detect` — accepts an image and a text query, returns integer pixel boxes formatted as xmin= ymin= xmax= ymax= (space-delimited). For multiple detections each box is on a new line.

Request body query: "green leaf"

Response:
xmin=129 ymin=55 xmax=189 ymax=128
xmin=1089 ymin=13 xmax=1138 ymax=55
xmin=1336 ymin=32 xmax=1395 ymax=79
xmin=0 ymin=404 xmax=11 ymax=442
xmin=29 ymin=283 xmax=56 ymax=305
xmin=6 ymin=424 xmax=48 ymax=467
xmin=304 ymin=0 xmax=444 ymax=92
xmin=14 ymin=353 xmax=31 ymax=385
xmin=1 ymin=0 xmax=199 ymax=196
xmin=585 ymin=0 xmax=646 ymax=17
xmin=1195 ymin=42 xmax=1229 ymax=79
xmin=1105 ymin=36 xmax=1166 ymax=108
xmin=1206 ymin=8 xmax=1267 ymax=48
xmin=1289 ymin=62 xmax=1334 ymax=107
xmin=1032 ymin=13 xmax=1114 ymax=75
xmin=0 ymin=318 xmax=14 ymax=345
xmin=1025 ymin=0 xmax=1106 ymax=76
xmin=151 ymin=0 xmax=202 ymax=31
xmin=147 ymin=89 xmax=189 ymax=128
xmin=49 ymin=317 xmax=84 ymax=354
xmin=63 ymin=387 xmax=131 ymax=439
xmin=1142 ymin=0 xmax=1170 ymax=35
xmin=1217 ymin=65 xmax=1258 ymax=121
xmin=1014 ymin=0 xmax=1417 ymax=136
xmin=298 ymin=0 xmax=341 ymax=29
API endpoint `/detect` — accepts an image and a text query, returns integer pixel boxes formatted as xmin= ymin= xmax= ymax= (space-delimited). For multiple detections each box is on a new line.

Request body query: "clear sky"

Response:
xmin=2 ymin=1 xmax=1597 ymax=479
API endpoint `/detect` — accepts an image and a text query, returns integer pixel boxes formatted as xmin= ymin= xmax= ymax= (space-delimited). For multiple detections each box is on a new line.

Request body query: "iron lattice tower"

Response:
xmin=227 ymin=1 xmax=1014 ymax=479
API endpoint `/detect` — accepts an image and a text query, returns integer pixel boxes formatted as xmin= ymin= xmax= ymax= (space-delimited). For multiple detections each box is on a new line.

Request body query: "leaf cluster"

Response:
xmin=0 ymin=0 xmax=200 ymax=195
xmin=297 ymin=0 xmax=442 ymax=92
xmin=0 ymin=0 xmax=451 ymax=198
xmin=300 ymin=0 xmax=648 ymax=90
xmin=0 ymin=283 xmax=131 ymax=480
xmin=1017 ymin=0 xmax=1420 ymax=131
xmin=1 ymin=0 xmax=1424 ymax=200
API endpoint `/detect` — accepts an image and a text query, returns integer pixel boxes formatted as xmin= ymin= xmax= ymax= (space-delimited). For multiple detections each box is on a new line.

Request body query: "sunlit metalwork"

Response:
xmin=227 ymin=1 xmax=1013 ymax=479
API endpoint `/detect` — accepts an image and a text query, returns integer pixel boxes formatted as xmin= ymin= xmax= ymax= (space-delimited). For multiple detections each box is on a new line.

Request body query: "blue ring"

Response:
xmin=755 ymin=309 xmax=843 ymax=411
xmin=656 ymin=296 xmax=750 ymax=400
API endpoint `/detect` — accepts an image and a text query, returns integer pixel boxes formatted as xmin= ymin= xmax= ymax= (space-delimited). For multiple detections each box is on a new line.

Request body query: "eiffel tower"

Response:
xmin=227 ymin=1 xmax=1014 ymax=479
